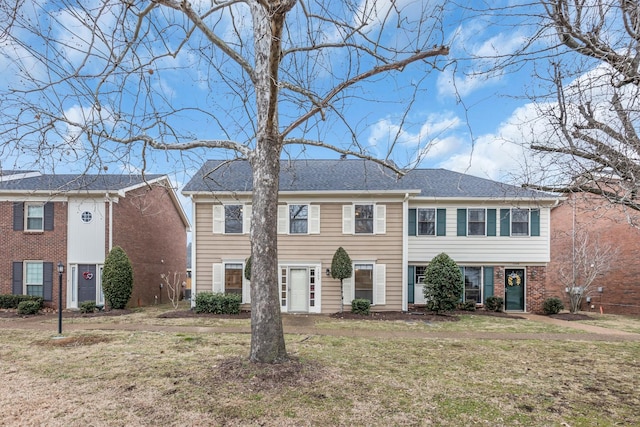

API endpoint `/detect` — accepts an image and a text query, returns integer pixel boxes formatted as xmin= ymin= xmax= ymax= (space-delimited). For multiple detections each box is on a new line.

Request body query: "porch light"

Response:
xmin=326 ymin=268 xmax=331 ymax=277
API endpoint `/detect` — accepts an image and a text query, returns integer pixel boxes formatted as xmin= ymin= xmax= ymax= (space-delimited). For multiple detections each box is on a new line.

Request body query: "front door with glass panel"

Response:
xmin=289 ymin=268 xmax=309 ymax=312
xmin=504 ymin=268 xmax=525 ymax=311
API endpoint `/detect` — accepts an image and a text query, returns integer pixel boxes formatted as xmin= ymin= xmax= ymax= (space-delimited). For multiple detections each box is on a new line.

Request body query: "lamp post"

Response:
xmin=57 ymin=262 xmax=64 ymax=335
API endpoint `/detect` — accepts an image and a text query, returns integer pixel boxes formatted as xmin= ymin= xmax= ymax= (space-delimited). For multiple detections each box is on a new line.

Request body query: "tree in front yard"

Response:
xmin=331 ymin=247 xmax=352 ymax=314
xmin=423 ymin=253 xmax=463 ymax=314
xmin=102 ymin=246 xmax=134 ymax=310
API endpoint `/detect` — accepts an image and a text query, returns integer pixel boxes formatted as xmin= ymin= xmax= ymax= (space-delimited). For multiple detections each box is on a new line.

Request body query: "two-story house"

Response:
xmin=183 ymin=159 xmax=558 ymax=314
xmin=0 ymin=171 xmax=190 ymax=309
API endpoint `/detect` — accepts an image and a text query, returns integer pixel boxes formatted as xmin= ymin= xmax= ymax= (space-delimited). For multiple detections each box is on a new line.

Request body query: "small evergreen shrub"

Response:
xmin=351 ymin=298 xmax=370 ymax=315
xmin=423 ymin=253 xmax=464 ymax=313
xmin=0 ymin=294 xmax=43 ymax=309
xmin=102 ymin=246 xmax=134 ymax=309
xmin=543 ymin=297 xmax=564 ymax=315
xmin=485 ymin=296 xmax=504 ymax=312
xmin=458 ymin=300 xmax=477 ymax=311
xmin=194 ymin=292 xmax=241 ymax=314
xmin=17 ymin=300 xmax=41 ymax=315
xmin=79 ymin=301 xmax=98 ymax=314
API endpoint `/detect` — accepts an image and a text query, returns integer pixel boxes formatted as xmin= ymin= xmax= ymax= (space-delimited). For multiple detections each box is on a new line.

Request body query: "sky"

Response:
xmin=0 ymin=0 xmax=577 ymax=208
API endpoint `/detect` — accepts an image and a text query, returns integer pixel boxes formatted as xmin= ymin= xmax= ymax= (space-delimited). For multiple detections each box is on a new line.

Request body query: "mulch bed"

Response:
xmin=329 ymin=309 xmax=526 ymax=322
xmin=548 ymin=312 xmax=594 ymax=321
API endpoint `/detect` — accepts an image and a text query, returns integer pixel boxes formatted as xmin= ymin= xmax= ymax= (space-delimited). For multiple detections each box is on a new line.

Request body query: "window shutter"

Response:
xmin=487 ymin=209 xmax=496 ymax=236
xmin=13 ymin=203 xmax=24 ymax=231
xmin=500 ymin=209 xmax=510 ymax=236
xmin=277 ymin=205 xmax=288 ymax=234
xmin=437 ymin=209 xmax=446 ymax=236
xmin=407 ymin=265 xmax=415 ymax=304
xmin=531 ymin=209 xmax=540 ymax=236
xmin=342 ymin=205 xmax=353 ymax=234
xmin=44 ymin=202 xmax=54 ymax=231
xmin=212 ymin=205 xmax=224 ymax=234
xmin=242 ymin=272 xmax=251 ymax=304
xmin=483 ymin=267 xmax=494 ymax=302
xmin=457 ymin=209 xmax=467 ymax=236
xmin=375 ymin=205 xmax=386 ymax=234
xmin=12 ymin=262 xmax=23 ymax=294
xmin=374 ymin=264 xmax=386 ymax=305
xmin=243 ymin=205 xmax=252 ymax=234
xmin=212 ymin=264 xmax=223 ymax=293
xmin=43 ymin=262 xmax=53 ymax=302
xmin=309 ymin=205 xmax=320 ymax=234
xmin=342 ymin=274 xmax=353 ymax=307
xmin=408 ymin=209 xmax=417 ymax=236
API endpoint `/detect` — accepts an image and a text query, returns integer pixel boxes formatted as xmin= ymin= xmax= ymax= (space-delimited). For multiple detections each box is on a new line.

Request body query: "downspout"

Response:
xmin=190 ymin=195 xmax=197 ymax=309
xmin=107 ymin=193 xmax=113 ymax=251
xmin=402 ymin=193 xmax=409 ymax=312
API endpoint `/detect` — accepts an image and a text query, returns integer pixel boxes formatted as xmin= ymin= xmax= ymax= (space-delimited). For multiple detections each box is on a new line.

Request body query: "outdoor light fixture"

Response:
xmin=57 ymin=262 xmax=64 ymax=335
xmin=326 ymin=268 xmax=331 ymax=277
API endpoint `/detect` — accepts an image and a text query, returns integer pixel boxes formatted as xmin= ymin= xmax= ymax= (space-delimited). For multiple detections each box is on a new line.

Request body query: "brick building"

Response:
xmin=0 ymin=171 xmax=189 ymax=309
xmin=547 ymin=193 xmax=640 ymax=315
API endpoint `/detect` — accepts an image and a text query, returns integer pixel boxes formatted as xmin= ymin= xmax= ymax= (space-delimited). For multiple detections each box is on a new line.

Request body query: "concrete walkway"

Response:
xmin=4 ymin=312 xmax=640 ymax=342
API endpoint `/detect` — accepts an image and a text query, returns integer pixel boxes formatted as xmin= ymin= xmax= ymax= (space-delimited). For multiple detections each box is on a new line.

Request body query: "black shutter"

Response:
xmin=12 ymin=262 xmax=23 ymax=295
xmin=44 ymin=202 xmax=54 ymax=231
xmin=13 ymin=203 xmax=24 ymax=231
xmin=43 ymin=262 xmax=54 ymax=302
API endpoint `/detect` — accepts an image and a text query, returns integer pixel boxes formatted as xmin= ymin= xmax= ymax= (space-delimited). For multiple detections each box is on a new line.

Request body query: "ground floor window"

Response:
xmin=354 ymin=264 xmax=373 ymax=302
xmin=25 ymin=261 xmax=44 ymax=297
xmin=461 ymin=266 xmax=482 ymax=304
xmin=225 ymin=263 xmax=243 ymax=295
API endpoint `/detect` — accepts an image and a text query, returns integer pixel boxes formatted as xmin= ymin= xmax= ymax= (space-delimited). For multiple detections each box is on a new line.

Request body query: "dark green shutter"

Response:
xmin=487 ymin=209 xmax=496 ymax=236
xmin=531 ymin=209 xmax=540 ymax=236
xmin=13 ymin=203 xmax=24 ymax=231
xmin=436 ymin=208 xmax=446 ymax=236
xmin=457 ymin=209 xmax=467 ymax=236
xmin=43 ymin=262 xmax=53 ymax=301
xmin=500 ymin=209 xmax=510 ymax=236
xmin=483 ymin=267 xmax=494 ymax=302
xmin=44 ymin=203 xmax=54 ymax=231
xmin=408 ymin=265 xmax=415 ymax=304
xmin=12 ymin=262 xmax=23 ymax=295
xmin=408 ymin=209 xmax=417 ymax=236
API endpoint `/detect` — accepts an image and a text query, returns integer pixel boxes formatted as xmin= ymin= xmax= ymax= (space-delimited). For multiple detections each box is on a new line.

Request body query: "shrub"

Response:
xmin=458 ymin=300 xmax=477 ymax=311
xmin=17 ymin=300 xmax=41 ymax=315
xmin=102 ymin=246 xmax=134 ymax=309
xmin=331 ymin=247 xmax=352 ymax=313
xmin=0 ymin=294 xmax=43 ymax=309
xmin=543 ymin=297 xmax=564 ymax=315
xmin=484 ymin=296 xmax=504 ymax=312
xmin=79 ymin=301 xmax=98 ymax=314
xmin=194 ymin=292 xmax=241 ymax=314
xmin=351 ymin=298 xmax=370 ymax=315
xmin=423 ymin=253 xmax=463 ymax=313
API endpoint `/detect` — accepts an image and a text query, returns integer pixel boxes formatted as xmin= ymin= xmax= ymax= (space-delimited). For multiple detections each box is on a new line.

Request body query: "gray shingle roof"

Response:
xmin=184 ymin=159 xmax=556 ymax=200
xmin=0 ymin=172 xmax=165 ymax=193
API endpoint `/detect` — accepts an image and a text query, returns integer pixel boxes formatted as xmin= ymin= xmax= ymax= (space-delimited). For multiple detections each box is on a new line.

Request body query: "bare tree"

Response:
xmin=554 ymin=227 xmax=618 ymax=313
xmin=161 ymin=271 xmax=185 ymax=310
xmin=0 ymin=1 xmax=449 ymax=363
xmin=522 ymin=0 xmax=640 ymax=216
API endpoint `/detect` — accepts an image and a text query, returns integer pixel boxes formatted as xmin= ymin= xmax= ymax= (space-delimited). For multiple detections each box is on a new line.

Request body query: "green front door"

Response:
xmin=504 ymin=268 xmax=525 ymax=311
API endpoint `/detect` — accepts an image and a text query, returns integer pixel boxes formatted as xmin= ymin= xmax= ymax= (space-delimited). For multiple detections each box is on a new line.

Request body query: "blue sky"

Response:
xmin=0 ymin=0 xmax=561 ymax=201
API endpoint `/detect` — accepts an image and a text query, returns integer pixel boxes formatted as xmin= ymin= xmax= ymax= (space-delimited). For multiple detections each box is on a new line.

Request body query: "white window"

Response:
xmin=468 ymin=208 xmax=486 ymax=236
xmin=342 ymin=263 xmax=386 ymax=305
xmin=212 ymin=262 xmax=251 ymax=303
xmin=418 ymin=208 xmax=436 ymax=236
xmin=224 ymin=205 xmax=243 ymax=234
xmin=25 ymin=261 xmax=44 ymax=297
xmin=342 ymin=204 xmax=386 ymax=235
xmin=26 ymin=203 xmax=44 ymax=231
xmin=511 ymin=208 xmax=529 ymax=236
xmin=277 ymin=204 xmax=320 ymax=234
xmin=462 ymin=266 xmax=482 ymax=304
xmin=213 ymin=204 xmax=251 ymax=234
xmin=224 ymin=264 xmax=243 ymax=295
xmin=289 ymin=205 xmax=308 ymax=234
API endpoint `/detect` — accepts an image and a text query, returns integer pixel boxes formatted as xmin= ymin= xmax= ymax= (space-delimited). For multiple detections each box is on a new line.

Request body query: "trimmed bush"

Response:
xmin=79 ymin=301 xmax=98 ymax=314
xmin=102 ymin=246 xmax=134 ymax=309
xmin=485 ymin=296 xmax=504 ymax=312
xmin=194 ymin=292 xmax=241 ymax=314
xmin=423 ymin=253 xmax=463 ymax=313
xmin=543 ymin=297 xmax=564 ymax=315
xmin=458 ymin=300 xmax=477 ymax=311
xmin=351 ymin=298 xmax=370 ymax=315
xmin=17 ymin=300 xmax=41 ymax=315
xmin=0 ymin=294 xmax=43 ymax=309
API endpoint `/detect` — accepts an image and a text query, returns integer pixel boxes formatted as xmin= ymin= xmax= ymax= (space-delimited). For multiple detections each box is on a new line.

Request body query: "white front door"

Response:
xmin=289 ymin=268 xmax=309 ymax=312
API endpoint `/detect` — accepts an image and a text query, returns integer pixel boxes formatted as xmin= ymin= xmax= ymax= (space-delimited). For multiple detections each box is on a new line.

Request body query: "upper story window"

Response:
xmin=289 ymin=205 xmax=308 ymax=234
xmin=511 ymin=209 xmax=530 ymax=236
xmin=26 ymin=203 xmax=44 ymax=231
xmin=467 ymin=208 xmax=486 ymax=236
xmin=354 ymin=204 xmax=374 ymax=234
xmin=81 ymin=211 xmax=93 ymax=223
xmin=343 ymin=204 xmax=386 ymax=235
xmin=418 ymin=208 xmax=436 ymax=236
xmin=224 ymin=205 xmax=243 ymax=234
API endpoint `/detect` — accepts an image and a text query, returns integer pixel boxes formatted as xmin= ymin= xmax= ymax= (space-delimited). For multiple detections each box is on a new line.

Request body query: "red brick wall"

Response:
xmin=111 ymin=183 xmax=187 ymax=307
xmin=0 ymin=201 xmax=68 ymax=308
xmin=548 ymin=195 xmax=640 ymax=315
xmin=493 ymin=266 xmax=548 ymax=313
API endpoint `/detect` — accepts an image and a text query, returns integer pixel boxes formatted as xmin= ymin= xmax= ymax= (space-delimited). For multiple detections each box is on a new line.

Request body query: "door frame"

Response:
xmin=279 ymin=263 xmax=321 ymax=314
xmin=504 ymin=267 xmax=525 ymax=311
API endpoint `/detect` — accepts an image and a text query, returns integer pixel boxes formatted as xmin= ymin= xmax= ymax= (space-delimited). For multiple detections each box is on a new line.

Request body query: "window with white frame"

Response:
xmin=354 ymin=204 xmax=374 ymax=234
xmin=224 ymin=205 xmax=243 ymax=234
xmin=511 ymin=208 xmax=529 ymax=236
xmin=354 ymin=264 xmax=373 ymax=302
xmin=468 ymin=208 xmax=486 ymax=236
xmin=418 ymin=208 xmax=436 ymax=236
xmin=225 ymin=263 xmax=243 ymax=295
xmin=289 ymin=204 xmax=308 ymax=234
xmin=26 ymin=203 xmax=44 ymax=231
xmin=25 ymin=261 xmax=44 ymax=297
xmin=462 ymin=266 xmax=482 ymax=304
